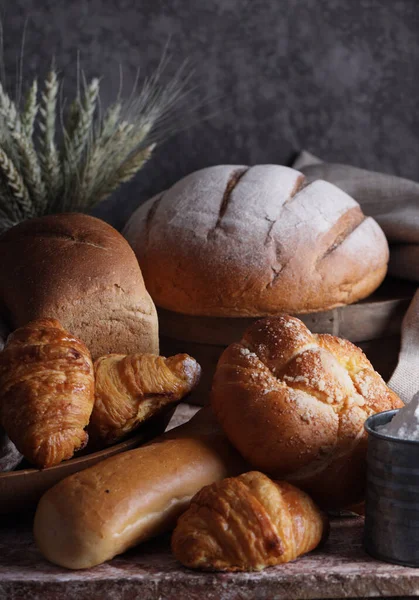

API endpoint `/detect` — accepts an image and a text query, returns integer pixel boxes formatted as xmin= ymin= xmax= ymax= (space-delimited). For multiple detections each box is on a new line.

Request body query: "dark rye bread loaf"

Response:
xmin=0 ymin=213 xmax=158 ymax=359
xmin=123 ymin=164 xmax=389 ymax=317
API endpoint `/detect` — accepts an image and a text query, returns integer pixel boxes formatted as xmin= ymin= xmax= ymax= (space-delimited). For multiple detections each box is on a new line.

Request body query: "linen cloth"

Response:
xmin=292 ymin=151 xmax=419 ymax=403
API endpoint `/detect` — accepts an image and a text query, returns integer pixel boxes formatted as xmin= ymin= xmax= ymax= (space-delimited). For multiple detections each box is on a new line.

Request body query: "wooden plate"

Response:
xmin=0 ymin=410 xmax=174 ymax=515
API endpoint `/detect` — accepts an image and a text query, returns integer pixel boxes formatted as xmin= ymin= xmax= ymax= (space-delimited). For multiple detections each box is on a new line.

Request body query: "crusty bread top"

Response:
xmin=0 ymin=213 xmax=158 ymax=358
xmin=0 ymin=213 xmax=144 ymax=313
xmin=124 ymin=164 xmax=389 ymax=316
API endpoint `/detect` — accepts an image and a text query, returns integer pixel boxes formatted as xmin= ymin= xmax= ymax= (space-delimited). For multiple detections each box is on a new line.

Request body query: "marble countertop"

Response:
xmin=1 ymin=405 xmax=418 ymax=599
xmin=1 ymin=516 xmax=419 ymax=599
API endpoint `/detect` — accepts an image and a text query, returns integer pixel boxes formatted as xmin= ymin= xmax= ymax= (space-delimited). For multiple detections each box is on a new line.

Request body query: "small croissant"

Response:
xmin=0 ymin=319 xmax=94 ymax=469
xmin=172 ymin=471 xmax=328 ymax=572
xmin=89 ymin=353 xmax=201 ymax=445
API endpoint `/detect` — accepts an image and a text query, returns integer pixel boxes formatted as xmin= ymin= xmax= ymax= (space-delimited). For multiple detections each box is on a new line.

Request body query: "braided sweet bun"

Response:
xmin=123 ymin=164 xmax=389 ymax=316
xmin=211 ymin=316 xmax=403 ymax=509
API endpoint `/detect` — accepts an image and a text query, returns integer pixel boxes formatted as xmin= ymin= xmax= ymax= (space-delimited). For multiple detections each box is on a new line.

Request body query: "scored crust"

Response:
xmin=211 ymin=316 xmax=403 ymax=509
xmin=123 ymin=164 xmax=389 ymax=316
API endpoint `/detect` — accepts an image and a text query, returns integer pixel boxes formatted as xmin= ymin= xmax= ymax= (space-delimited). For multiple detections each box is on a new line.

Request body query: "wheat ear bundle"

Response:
xmin=0 ymin=57 xmax=193 ymax=233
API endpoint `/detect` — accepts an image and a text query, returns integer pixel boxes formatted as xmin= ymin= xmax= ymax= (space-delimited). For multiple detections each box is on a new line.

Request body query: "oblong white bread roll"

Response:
xmin=33 ymin=408 xmax=245 ymax=569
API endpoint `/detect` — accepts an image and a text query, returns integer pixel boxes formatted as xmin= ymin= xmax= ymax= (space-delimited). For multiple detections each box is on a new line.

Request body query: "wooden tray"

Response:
xmin=159 ymin=277 xmax=416 ymax=405
xmin=0 ymin=409 xmax=174 ymax=515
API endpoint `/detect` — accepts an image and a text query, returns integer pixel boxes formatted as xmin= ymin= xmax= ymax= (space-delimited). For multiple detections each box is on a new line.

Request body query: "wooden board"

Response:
xmin=159 ymin=278 xmax=412 ymax=405
xmin=0 ymin=516 xmax=418 ymax=599
xmin=158 ymin=277 xmax=416 ymax=346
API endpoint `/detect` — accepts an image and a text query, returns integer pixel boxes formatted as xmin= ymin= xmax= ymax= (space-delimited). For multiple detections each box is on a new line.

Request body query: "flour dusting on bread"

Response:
xmin=124 ymin=164 xmax=389 ymax=316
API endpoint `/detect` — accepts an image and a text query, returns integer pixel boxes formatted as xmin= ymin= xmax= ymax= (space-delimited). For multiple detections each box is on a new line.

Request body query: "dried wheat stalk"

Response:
xmin=0 ymin=147 xmax=33 ymax=218
xmin=11 ymin=131 xmax=46 ymax=208
xmin=39 ymin=69 xmax=61 ymax=209
xmin=21 ymin=79 xmax=38 ymax=139
xmin=64 ymin=78 xmax=100 ymax=173
xmin=89 ymin=143 xmax=156 ymax=208
xmin=0 ymin=57 xmax=193 ymax=233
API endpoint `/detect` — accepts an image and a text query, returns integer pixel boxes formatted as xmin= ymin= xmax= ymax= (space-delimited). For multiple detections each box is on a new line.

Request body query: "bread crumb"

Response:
xmin=283 ymin=375 xmax=309 ymax=385
xmin=239 ymin=346 xmax=259 ymax=360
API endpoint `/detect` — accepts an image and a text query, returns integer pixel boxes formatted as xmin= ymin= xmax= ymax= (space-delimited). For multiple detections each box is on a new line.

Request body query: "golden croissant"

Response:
xmin=172 ymin=471 xmax=328 ymax=572
xmin=0 ymin=318 xmax=94 ymax=468
xmin=89 ymin=353 xmax=201 ymax=445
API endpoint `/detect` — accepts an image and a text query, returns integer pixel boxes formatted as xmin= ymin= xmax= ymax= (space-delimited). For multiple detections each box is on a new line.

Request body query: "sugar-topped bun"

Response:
xmin=123 ymin=164 xmax=389 ymax=316
xmin=211 ymin=315 xmax=403 ymax=509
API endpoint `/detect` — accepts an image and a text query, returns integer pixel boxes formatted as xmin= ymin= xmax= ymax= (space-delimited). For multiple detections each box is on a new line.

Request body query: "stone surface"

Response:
xmin=0 ymin=517 xmax=418 ymax=599
xmin=0 ymin=405 xmax=417 ymax=598
xmin=0 ymin=1 xmax=418 ymax=230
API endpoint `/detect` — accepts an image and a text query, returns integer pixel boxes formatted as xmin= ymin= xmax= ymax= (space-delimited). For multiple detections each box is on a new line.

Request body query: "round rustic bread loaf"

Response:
xmin=124 ymin=164 xmax=389 ymax=316
xmin=0 ymin=213 xmax=158 ymax=359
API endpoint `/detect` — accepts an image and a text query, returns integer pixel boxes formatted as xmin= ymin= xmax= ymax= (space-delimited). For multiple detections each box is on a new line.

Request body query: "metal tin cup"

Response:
xmin=364 ymin=409 xmax=419 ymax=567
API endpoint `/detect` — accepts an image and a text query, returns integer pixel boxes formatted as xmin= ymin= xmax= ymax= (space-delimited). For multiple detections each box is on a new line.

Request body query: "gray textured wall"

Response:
xmin=1 ymin=0 xmax=418 ymax=228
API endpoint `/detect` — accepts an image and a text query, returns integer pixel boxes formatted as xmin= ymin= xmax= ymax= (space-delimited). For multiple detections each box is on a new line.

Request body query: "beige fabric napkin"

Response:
xmin=292 ymin=151 xmax=419 ymax=403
